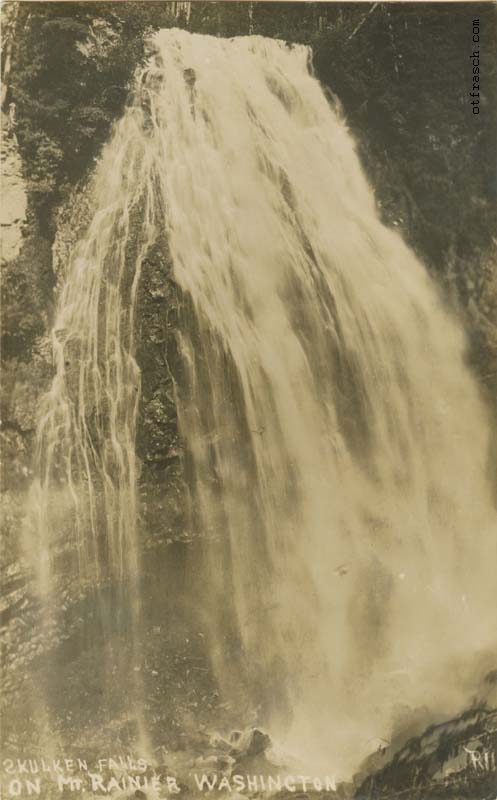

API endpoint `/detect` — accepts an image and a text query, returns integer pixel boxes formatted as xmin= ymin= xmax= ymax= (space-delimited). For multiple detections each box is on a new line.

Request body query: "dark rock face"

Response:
xmin=0 ymin=216 xmax=54 ymax=485
xmin=136 ymin=236 xmax=181 ymax=481
xmin=354 ymin=707 xmax=497 ymax=800
xmin=134 ymin=230 xmax=187 ymax=546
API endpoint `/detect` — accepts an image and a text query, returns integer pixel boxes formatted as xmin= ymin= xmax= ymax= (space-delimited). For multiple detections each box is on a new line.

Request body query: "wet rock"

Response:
xmin=183 ymin=67 xmax=196 ymax=87
xmin=354 ymin=706 xmax=497 ymax=800
xmin=0 ymin=131 xmax=27 ymax=262
xmin=195 ymin=753 xmax=236 ymax=775
xmin=229 ymin=727 xmax=271 ymax=758
xmin=208 ymin=732 xmax=233 ymax=752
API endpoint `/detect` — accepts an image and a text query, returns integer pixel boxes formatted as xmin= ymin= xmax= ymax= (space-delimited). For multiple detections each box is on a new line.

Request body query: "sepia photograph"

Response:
xmin=1 ymin=1 xmax=497 ymax=798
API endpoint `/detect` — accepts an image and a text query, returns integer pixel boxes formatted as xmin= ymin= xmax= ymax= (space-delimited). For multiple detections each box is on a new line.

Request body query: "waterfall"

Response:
xmin=30 ymin=28 xmax=497 ymax=776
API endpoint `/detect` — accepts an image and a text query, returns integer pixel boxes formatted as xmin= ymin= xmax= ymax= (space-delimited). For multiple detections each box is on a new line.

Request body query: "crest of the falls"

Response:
xmin=30 ymin=28 xmax=496 ymax=776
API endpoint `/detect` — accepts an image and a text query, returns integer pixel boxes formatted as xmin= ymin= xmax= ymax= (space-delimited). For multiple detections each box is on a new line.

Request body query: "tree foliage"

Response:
xmin=7 ymin=2 xmax=177 ymax=216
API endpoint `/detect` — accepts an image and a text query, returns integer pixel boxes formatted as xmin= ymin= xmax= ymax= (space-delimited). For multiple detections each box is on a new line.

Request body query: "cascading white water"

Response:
xmin=26 ymin=92 xmax=161 ymax=743
xmin=30 ymin=111 xmax=156 ymax=596
xmin=30 ymin=28 xmax=496 ymax=776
